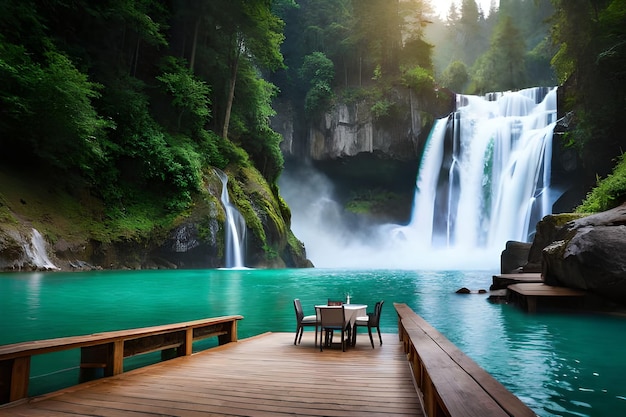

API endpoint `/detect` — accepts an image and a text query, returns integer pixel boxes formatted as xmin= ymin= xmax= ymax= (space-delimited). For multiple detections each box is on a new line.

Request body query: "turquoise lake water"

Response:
xmin=1 ymin=268 xmax=625 ymax=417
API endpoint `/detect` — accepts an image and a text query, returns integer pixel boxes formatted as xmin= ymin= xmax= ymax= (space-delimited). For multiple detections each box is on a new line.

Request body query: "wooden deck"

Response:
xmin=0 ymin=332 xmax=422 ymax=417
xmin=507 ymin=282 xmax=587 ymax=313
xmin=491 ymin=273 xmax=543 ymax=290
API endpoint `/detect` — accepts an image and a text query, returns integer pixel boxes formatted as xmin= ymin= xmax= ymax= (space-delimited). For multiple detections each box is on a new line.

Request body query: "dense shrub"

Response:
xmin=577 ymin=154 xmax=626 ymax=213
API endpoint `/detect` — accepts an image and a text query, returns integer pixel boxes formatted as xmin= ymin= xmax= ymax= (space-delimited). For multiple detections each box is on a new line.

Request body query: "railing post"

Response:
xmin=110 ymin=340 xmax=124 ymax=376
xmin=181 ymin=328 xmax=193 ymax=356
xmin=0 ymin=357 xmax=31 ymax=403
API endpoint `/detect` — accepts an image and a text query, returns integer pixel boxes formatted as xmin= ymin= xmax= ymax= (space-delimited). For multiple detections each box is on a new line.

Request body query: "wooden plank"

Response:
xmin=0 ymin=332 xmax=422 ymax=417
xmin=395 ymin=303 xmax=536 ymax=417
xmin=404 ymin=313 xmax=537 ymax=417
xmin=0 ymin=316 xmax=243 ymax=405
xmin=494 ymin=273 xmax=542 ymax=281
xmin=491 ymin=273 xmax=543 ymax=290
xmin=508 ymin=283 xmax=586 ymax=296
xmin=0 ymin=316 xmax=243 ymax=360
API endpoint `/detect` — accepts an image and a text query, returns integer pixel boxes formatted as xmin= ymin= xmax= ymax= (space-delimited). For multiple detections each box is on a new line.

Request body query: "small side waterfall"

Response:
xmin=215 ymin=169 xmax=247 ymax=269
xmin=401 ymin=86 xmax=557 ymax=255
xmin=25 ymin=228 xmax=58 ymax=270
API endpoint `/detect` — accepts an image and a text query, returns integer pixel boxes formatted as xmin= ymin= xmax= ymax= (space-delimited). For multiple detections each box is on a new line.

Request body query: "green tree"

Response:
xmin=157 ymin=57 xmax=211 ymax=134
xmin=299 ymin=52 xmax=335 ymax=115
xmin=350 ymin=0 xmax=403 ymax=80
xmin=550 ymin=0 xmax=626 ymax=175
xmin=218 ymin=0 xmax=285 ymax=139
xmin=441 ymin=60 xmax=469 ymax=92
xmin=472 ymin=16 xmax=527 ymax=92
xmin=0 ymin=41 xmax=108 ymax=176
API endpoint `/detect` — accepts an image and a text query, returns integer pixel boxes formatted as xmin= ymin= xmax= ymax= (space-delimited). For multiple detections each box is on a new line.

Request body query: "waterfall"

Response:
xmin=25 ymin=228 xmax=58 ymax=270
xmin=215 ymin=169 xmax=247 ymax=269
xmin=400 ymin=86 xmax=557 ymax=258
xmin=280 ymin=86 xmax=558 ymax=269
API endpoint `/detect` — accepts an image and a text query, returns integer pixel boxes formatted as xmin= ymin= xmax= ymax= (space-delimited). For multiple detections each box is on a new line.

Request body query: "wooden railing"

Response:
xmin=0 ymin=315 xmax=243 ymax=405
xmin=394 ymin=303 xmax=536 ymax=417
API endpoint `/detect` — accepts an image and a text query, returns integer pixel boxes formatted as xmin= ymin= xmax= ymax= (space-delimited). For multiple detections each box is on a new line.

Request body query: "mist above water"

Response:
xmin=279 ymin=164 xmax=498 ymax=270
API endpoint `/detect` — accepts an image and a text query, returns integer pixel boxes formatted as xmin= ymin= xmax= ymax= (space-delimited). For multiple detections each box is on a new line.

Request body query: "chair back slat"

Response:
xmin=370 ymin=301 xmax=384 ymax=326
xmin=318 ymin=306 xmax=345 ymax=328
xmin=294 ymin=298 xmax=304 ymax=322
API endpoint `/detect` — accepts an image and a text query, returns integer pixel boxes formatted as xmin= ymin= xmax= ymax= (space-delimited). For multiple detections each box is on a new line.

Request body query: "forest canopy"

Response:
xmin=0 ymin=0 xmax=625 ymax=221
xmin=0 ymin=0 xmax=287 ymax=218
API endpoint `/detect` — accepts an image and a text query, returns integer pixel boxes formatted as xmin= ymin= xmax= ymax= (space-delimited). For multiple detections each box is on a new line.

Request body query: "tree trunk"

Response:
xmin=222 ymin=71 xmax=237 ymax=139
xmin=222 ymin=38 xmax=243 ymax=139
xmin=190 ymin=17 xmax=200 ymax=72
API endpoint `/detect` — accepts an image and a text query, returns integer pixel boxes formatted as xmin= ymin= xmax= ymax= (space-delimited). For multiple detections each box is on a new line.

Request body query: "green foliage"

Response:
xmin=345 ymin=189 xmax=402 ymax=215
xmin=401 ymin=65 xmax=435 ymax=93
xmin=550 ymin=0 xmax=626 ymax=176
xmin=471 ymin=16 xmax=528 ymax=93
xmin=229 ymin=63 xmax=285 ymax=183
xmin=157 ymin=57 xmax=211 ymax=134
xmin=0 ymin=41 xmax=110 ymax=175
xmin=577 ymin=154 xmax=626 ymax=213
xmin=299 ymin=52 xmax=335 ymax=116
xmin=440 ymin=60 xmax=469 ymax=93
xmin=370 ymin=99 xmax=393 ymax=120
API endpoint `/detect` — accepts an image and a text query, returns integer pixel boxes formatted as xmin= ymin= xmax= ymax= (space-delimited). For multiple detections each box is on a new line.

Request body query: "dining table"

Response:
xmin=315 ymin=303 xmax=367 ymax=347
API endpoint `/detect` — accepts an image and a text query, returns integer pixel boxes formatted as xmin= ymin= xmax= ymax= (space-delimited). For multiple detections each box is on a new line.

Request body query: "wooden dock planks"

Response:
xmin=0 ymin=332 xmax=423 ymax=417
xmin=491 ymin=273 xmax=543 ymax=290
xmin=507 ymin=283 xmax=587 ymax=313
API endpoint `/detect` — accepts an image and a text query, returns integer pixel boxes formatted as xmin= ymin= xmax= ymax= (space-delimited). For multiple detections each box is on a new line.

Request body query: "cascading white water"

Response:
xmin=400 ymin=87 xmax=557 ymax=258
xmin=215 ymin=170 xmax=247 ymax=269
xmin=280 ymin=87 xmax=558 ymax=269
xmin=25 ymin=228 xmax=58 ymax=270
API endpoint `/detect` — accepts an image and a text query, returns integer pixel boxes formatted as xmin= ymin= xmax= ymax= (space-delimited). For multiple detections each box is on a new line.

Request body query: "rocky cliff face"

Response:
xmin=0 ymin=167 xmax=312 ymax=272
xmin=274 ymin=87 xmax=454 ymax=225
xmin=279 ymin=88 xmax=452 ymax=162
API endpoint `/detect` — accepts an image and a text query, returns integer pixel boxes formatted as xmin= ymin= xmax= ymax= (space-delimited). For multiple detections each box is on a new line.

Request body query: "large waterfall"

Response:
xmin=398 ymin=86 xmax=557 ymax=253
xmin=280 ymin=86 xmax=558 ymax=269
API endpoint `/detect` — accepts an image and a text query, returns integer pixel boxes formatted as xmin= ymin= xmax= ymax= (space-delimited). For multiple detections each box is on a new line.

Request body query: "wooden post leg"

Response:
xmin=179 ymin=328 xmax=193 ymax=356
xmin=218 ymin=320 xmax=238 ymax=345
xmin=110 ymin=341 xmax=124 ymax=376
xmin=8 ymin=357 xmax=30 ymax=403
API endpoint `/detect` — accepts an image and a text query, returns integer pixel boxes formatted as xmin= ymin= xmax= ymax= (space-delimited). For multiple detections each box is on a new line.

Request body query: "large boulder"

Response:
xmin=500 ymin=240 xmax=532 ymax=273
xmin=523 ymin=213 xmax=587 ymax=272
xmin=542 ymin=203 xmax=626 ymax=304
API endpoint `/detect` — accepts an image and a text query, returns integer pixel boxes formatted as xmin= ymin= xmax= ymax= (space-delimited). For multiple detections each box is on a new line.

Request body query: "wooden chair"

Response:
xmin=317 ymin=305 xmax=347 ymax=352
xmin=327 ymin=299 xmax=343 ymax=306
xmin=353 ymin=300 xmax=384 ymax=348
xmin=293 ymin=299 xmax=318 ymax=345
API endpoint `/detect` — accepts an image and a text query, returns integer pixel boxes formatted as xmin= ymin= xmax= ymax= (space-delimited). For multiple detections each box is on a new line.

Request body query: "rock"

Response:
xmin=500 ymin=240 xmax=532 ymax=273
xmin=455 ymin=287 xmax=487 ymax=294
xmin=542 ymin=203 xmax=626 ymax=305
xmin=524 ymin=213 xmax=587 ymax=272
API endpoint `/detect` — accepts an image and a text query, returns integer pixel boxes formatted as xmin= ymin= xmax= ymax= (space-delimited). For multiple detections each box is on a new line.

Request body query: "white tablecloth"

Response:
xmin=315 ymin=304 xmax=367 ymax=327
